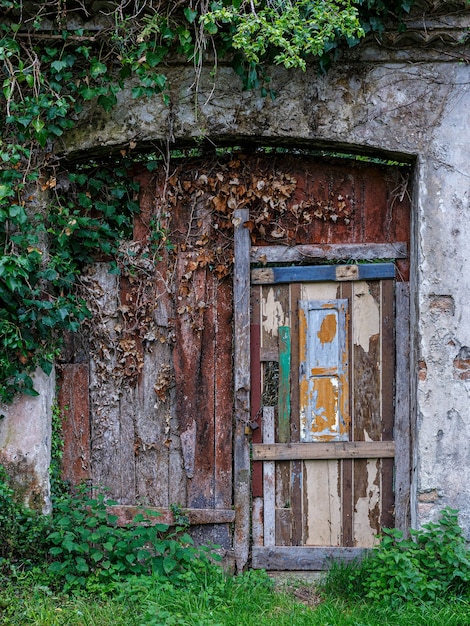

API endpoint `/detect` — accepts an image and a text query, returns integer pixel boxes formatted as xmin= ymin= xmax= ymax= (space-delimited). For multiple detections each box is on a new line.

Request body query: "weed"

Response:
xmin=322 ymin=507 xmax=470 ymax=606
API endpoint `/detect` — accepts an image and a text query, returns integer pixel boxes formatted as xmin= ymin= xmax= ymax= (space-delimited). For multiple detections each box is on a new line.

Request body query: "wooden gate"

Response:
xmin=250 ymin=262 xmax=410 ymax=569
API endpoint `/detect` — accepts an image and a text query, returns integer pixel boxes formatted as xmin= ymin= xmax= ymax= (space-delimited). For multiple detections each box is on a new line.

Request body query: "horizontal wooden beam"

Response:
xmin=252 ymin=546 xmax=367 ymax=570
xmin=251 ymin=243 xmax=407 ymax=264
xmin=108 ymin=506 xmax=236 ymax=527
xmin=252 ymin=441 xmax=395 ymax=461
xmin=251 ymin=263 xmax=396 ymax=285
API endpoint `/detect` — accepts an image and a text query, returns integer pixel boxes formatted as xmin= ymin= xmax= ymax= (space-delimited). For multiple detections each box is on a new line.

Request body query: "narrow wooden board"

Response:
xmin=233 ymin=207 xmax=251 ymax=572
xmin=109 ymin=506 xmax=235 ymax=527
xmin=380 ymin=279 xmax=396 ymax=529
xmin=278 ymin=326 xmax=291 ymax=444
xmin=263 ymin=406 xmax=276 ymax=547
xmin=215 ymin=279 xmax=234 ymax=509
xmin=252 ymin=263 xmax=396 ymax=285
xmin=250 ymin=243 xmax=408 ymax=264
xmin=58 ymin=363 xmax=90 ymax=485
xmin=394 ymin=282 xmax=411 ymax=532
xmin=252 ymin=546 xmax=366 ymax=570
xmin=340 ymin=282 xmax=353 ymax=547
xmin=290 ymin=283 xmax=302 ymax=546
xmin=253 ymin=441 xmax=395 ymax=461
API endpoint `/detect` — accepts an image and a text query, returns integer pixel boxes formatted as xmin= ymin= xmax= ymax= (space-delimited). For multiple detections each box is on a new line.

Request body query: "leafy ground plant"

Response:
xmin=47 ymin=486 xmax=214 ymax=591
xmin=322 ymin=507 xmax=470 ymax=606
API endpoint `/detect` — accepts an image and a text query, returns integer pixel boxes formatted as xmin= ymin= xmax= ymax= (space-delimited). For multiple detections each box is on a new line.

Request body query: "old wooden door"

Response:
xmin=250 ymin=263 xmax=410 ymax=569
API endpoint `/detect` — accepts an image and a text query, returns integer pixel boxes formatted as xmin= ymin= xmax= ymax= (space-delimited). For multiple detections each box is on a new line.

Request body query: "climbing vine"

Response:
xmin=0 ymin=0 xmax=414 ymax=401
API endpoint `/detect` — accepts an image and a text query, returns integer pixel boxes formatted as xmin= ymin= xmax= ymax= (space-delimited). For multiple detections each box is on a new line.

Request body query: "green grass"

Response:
xmin=1 ymin=568 xmax=470 ymax=626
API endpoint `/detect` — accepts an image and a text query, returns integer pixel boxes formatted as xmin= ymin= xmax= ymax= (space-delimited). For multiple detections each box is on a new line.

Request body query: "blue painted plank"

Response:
xmin=251 ymin=263 xmax=395 ymax=284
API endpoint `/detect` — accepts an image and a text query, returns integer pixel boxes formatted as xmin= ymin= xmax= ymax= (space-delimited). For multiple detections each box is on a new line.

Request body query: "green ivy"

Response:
xmin=0 ymin=0 xmax=414 ymax=401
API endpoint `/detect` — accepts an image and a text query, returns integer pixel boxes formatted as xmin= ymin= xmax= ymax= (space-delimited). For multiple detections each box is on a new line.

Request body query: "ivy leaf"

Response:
xmin=51 ymin=59 xmax=68 ymax=72
xmin=39 ymin=357 xmax=54 ymax=376
xmin=90 ymin=60 xmax=107 ymax=78
xmin=31 ymin=117 xmax=45 ymax=133
xmin=183 ymin=7 xmax=198 ymax=23
xmin=0 ymin=184 xmax=13 ymax=200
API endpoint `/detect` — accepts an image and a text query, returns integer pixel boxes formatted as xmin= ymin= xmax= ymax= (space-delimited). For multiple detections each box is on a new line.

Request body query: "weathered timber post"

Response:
xmin=233 ymin=207 xmax=251 ymax=572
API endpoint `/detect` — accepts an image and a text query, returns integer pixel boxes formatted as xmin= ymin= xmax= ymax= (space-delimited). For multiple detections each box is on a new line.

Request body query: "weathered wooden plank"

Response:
xmin=252 ymin=546 xmax=366 ymax=570
xmin=251 ymin=321 xmax=263 ymax=497
xmin=263 ymin=406 xmax=276 ymax=547
xmin=353 ymin=458 xmax=381 ymax=546
xmin=109 ymin=506 xmax=236 ymax=526
xmin=261 ymin=284 xmax=289 ymax=361
xmin=58 ymin=363 xmax=91 ymax=485
xmin=290 ymin=283 xmax=302 ymax=546
xmin=381 ymin=279 xmax=395 ymax=529
xmin=252 ymin=263 xmax=396 ymax=285
xmin=278 ymin=326 xmax=291 ymax=444
xmin=250 ymin=243 xmax=408 ymax=264
xmin=394 ymin=282 xmax=411 ymax=533
xmin=214 ymin=278 xmax=234 ymax=509
xmin=275 ymin=508 xmax=292 ymax=546
xmin=352 ymin=281 xmax=381 ymax=442
xmin=253 ymin=441 xmax=395 ymax=460
xmin=305 ymin=459 xmax=342 ymax=546
xmin=252 ymin=497 xmax=264 ymax=547
xmin=339 ymin=282 xmax=354 ymax=547
xmin=299 ymin=300 xmax=349 ymax=442
xmin=233 ymin=207 xmax=251 ymax=572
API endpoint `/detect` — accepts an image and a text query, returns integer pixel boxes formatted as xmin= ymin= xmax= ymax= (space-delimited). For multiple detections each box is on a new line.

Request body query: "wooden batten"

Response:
xmin=108 ymin=506 xmax=236 ymax=527
xmin=252 ymin=263 xmax=396 ymax=285
xmin=253 ymin=441 xmax=395 ymax=461
xmin=251 ymin=243 xmax=407 ymax=264
xmin=252 ymin=546 xmax=366 ymax=570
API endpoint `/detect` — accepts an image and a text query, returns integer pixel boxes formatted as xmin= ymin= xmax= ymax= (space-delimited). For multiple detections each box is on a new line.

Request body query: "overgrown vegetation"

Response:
xmin=1 ymin=467 xmax=470 ymax=624
xmin=323 ymin=507 xmax=470 ymax=606
xmin=0 ymin=465 xmax=217 ymax=593
xmin=0 ymin=0 xmax=416 ymax=402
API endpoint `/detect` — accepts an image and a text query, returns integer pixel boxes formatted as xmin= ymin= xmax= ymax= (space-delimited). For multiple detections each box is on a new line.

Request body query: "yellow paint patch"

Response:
xmin=317 ymin=313 xmax=337 ymax=345
xmin=311 ymin=377 xmax=339 ymax=435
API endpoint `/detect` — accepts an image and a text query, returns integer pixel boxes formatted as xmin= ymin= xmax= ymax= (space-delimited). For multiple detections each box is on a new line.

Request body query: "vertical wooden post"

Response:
xmin=395 ymin=282 xmax=411 ymax=533
xmin=278 ymin=326 xmax=291 ymax=444
xmin=233 ymin=208 xmax=251 ymax=572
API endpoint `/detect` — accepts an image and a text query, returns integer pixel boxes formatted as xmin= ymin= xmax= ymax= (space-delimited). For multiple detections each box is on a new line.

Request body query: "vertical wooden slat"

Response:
xmin=59 ymin=363 xmax=90 ymax=485
xmin=214 ymin=278 xmax=233 ymax=509
xmin=340 ymin=282 xmax=353 ymax=547
xmin=290 ymin=283 xmax=303 ymax=546
xmin=251 ymin=285 xmax=263 ymax=498
xmin=277 ymin=326 xmax=292 ymax=545
xmin=278 ymin=326 xmax=291 ymax=444
xmin=351 ymin=280 xmax=381 ymax=546
xmin=252 ymin=497 xmax=264 ymax=546
xmin=263 ymin=406 xmax=276 ymax=547
xmin=381 ymin=279 xmax=395 ymax=529
xmin=395 ymin=282 xmax=411 ymax=533
xmin=233 ymin=207 xmax=251 ymax=572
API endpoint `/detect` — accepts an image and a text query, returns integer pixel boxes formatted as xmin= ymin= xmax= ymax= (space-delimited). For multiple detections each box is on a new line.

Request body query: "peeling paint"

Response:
xmin=353 ymin=459 xmax=381 ymax=547
xmin=353 ymin=282 xmax=380 ymax=353
xmin=262 ymin=287 xmax=287 ymax=338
